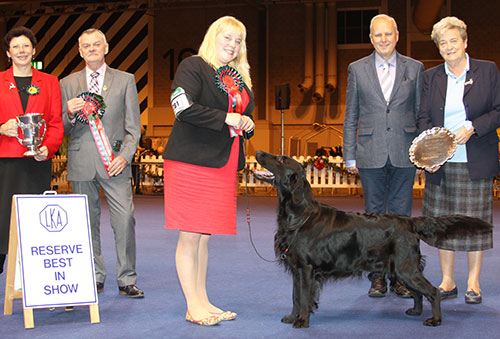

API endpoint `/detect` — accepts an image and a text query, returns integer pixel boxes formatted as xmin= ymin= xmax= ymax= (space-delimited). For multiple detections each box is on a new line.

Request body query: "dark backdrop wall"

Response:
xmin=1 ymin=0 xmax=499 ymax=156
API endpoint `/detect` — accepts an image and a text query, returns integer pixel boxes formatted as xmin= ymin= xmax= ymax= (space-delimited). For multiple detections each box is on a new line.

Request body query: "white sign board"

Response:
xmin=15 ymin=194 xmax=97 ymax=308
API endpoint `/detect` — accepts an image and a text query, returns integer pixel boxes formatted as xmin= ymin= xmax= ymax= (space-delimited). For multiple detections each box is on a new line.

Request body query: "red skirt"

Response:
xmin=163 ymin=137 xmax=239 ymax=235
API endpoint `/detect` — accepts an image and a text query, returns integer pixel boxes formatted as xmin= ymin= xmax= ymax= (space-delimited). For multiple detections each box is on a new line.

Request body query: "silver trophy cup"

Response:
xmin=16 ymin=113 xmax=47 ymax=156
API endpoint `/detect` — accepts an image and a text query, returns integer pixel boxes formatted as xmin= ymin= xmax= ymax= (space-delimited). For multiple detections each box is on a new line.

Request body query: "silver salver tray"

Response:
xmin=409 ymin=127 xmax=458 ymax=168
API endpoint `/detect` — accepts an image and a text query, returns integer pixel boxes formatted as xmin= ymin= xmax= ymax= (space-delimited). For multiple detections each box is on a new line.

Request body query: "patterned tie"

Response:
xmin=380 ymin=62 xmax=392 ymax=104
xmin=89 ymin=71 xmax=100 ymax=94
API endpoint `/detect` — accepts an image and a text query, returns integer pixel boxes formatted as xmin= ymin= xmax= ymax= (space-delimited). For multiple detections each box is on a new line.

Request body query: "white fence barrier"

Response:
xmin=242 ymin=155 xmax=361 ymax=189
xmin=136 ymin=155 xmax=164 ymax=186
xmin=243 ymin=155 xmax=425 ymax=194
xmin=51 ymin=155 xmax=426 ymax=194
xmin=51 ymin=155 xmax=68 ymax=189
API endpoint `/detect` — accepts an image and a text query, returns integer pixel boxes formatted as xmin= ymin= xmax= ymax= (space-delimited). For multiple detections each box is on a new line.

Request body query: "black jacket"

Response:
xmin=163 ymin=56 xmax=254 ymax=170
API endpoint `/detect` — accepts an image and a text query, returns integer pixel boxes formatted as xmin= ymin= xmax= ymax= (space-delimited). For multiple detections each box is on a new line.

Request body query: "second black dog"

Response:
xmin=253 ymin=151 xmax=492 ymax=328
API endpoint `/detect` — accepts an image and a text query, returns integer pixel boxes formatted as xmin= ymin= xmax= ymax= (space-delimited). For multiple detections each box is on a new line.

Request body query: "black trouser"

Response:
xmin=0 ymin=254 xmax=6 ymax=274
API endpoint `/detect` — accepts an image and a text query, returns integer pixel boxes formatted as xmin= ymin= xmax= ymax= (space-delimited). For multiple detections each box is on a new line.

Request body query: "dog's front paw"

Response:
xmin=292 ymin=317 xmax=309 ymax=328
xmin=281 ymin=314 xmax=296 ymax=324
xmin=405 ymin=307 xmax=422 ymax=316
xmin=423 ymin=317 xmax=441 ymax=326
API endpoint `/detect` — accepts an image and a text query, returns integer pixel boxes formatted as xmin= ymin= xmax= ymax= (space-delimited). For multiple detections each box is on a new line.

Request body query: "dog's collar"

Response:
xmin=280 ymin=215 xmax=310 ymax=260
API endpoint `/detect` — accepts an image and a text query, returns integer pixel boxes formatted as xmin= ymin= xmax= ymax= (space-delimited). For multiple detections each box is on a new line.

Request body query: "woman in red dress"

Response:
xmin=163 ymin=16 xmax=255 ymax=325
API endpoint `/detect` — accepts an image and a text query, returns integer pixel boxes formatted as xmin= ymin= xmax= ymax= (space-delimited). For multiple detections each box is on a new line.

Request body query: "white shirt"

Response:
xmin=444 ymin=54 xmax=471 ymax=162
xmin=375 ymin=52 xmax=397 ymax=101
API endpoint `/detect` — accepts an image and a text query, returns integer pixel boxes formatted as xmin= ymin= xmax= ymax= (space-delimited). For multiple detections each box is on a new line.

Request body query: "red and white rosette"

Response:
xmin=215 ymin=66 xmax=244 ymax=137
xmin=76 ymin=92 xmax=114 ymax=177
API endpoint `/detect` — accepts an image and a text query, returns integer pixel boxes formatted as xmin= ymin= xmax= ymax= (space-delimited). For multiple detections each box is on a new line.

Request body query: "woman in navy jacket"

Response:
xmin=417 ymin=17 xmax=500 ymax=304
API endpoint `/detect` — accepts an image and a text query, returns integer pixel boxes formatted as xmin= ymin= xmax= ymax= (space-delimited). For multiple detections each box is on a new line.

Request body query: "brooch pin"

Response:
xmin=26 ymin=85 xmax=40 ymax=95
xmin=9 ymin=82 xmax=15 ymax=90
xmin=112 ymin=139 xmax=123 ymax=152
xmin=464 ymin=79 xmax=473 ymax=86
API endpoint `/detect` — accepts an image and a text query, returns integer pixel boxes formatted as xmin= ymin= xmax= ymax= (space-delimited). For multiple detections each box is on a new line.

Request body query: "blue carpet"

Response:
xmin=2 ymin=195 xmax=500 ymax=338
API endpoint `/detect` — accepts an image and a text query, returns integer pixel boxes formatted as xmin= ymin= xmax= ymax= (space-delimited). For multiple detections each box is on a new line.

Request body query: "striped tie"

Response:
xmin=380 ymin=62 xmax=391 ymax=104
xmin=89 ymin=71 xmax=100 ymax=94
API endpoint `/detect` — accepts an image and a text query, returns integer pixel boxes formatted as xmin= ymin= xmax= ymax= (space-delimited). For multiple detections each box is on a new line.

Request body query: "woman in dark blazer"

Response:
xmin=417 ymin=17 xmax=500 ymax=304
xmin=0 ymin=26 xmax=64 ymax=274
xmin=163 ymin=16 xmax=254 ymax=326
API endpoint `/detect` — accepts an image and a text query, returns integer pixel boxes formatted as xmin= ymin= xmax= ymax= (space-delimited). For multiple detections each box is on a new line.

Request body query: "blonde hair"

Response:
xmin=431 ymin=16 xmax=467 ymax=47
xmin=198 ymin=16 xmax=252 ymax=89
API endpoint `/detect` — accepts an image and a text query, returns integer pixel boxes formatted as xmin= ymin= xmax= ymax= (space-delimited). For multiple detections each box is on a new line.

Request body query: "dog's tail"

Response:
xmin=409 ymin=215 xmax=493 ymax=248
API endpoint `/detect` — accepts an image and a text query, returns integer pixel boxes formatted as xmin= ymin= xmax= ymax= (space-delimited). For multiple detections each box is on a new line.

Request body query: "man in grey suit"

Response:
xmin=343 ymin=14 xmax=423 ymax=298
xmin=60 ymin=28 xmax=143 ymax=298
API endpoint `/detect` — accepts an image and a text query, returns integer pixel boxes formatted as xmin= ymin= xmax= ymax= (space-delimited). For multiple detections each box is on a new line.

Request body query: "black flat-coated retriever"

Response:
xmin=253 ymin=151 xmax=492 ymax=328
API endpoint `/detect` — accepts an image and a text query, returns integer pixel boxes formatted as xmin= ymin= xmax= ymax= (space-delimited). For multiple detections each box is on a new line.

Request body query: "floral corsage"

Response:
xmin=26 ymin=85 xmax=40 ymax=95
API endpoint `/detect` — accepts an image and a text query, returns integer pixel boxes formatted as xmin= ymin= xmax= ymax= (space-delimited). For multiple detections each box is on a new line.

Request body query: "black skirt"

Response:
xmin=0 ymin=157 xmax=52 ymax=254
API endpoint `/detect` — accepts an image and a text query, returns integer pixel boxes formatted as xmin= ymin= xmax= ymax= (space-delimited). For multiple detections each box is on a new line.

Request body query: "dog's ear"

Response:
xmin=291 ymin=175 xmax=307 ymax=205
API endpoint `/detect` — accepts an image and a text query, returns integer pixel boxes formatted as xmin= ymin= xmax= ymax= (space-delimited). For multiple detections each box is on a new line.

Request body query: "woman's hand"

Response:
xmin=239 ymin=115 xmax=255 ymax=132
xmin=225 ymin=113 xmax=241 ymax=127
xmin=34 ymin=146 xmax=48 ymax=161
xmin=0 ymin=118 xmax=19 ymax=137
xmin=225 ymin=113 xmax=255 ymax=132
xmin=455 ymin=125 xmax=475 ymax=144
xmin=425 ymin=165 xmax=441 ymax=173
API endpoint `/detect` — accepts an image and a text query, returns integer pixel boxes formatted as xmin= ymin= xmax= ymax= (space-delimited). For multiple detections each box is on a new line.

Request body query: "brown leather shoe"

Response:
xmin=118 ymin=284 xmax=144 ymax=298
xmin=368 ymin=274 xmax=387 ymax=297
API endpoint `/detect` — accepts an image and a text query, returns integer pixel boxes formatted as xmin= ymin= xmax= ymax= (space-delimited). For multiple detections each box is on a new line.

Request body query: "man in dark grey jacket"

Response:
xmin=343 ymin=14 xmax=424 ymax=298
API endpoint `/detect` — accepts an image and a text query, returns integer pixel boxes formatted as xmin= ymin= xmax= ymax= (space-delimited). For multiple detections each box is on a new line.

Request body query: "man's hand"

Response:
xmin=108 ymin=155 xmax=128 ymax=177
xmin=346 ymin=166 xmax=359 ymax=175
xmin=66 ymin=98 xmax=85 ymax=120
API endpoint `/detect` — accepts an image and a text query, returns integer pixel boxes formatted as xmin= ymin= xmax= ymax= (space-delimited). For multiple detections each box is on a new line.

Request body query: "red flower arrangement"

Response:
xmin=314 ymin=158 xmax=326 ymax=170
